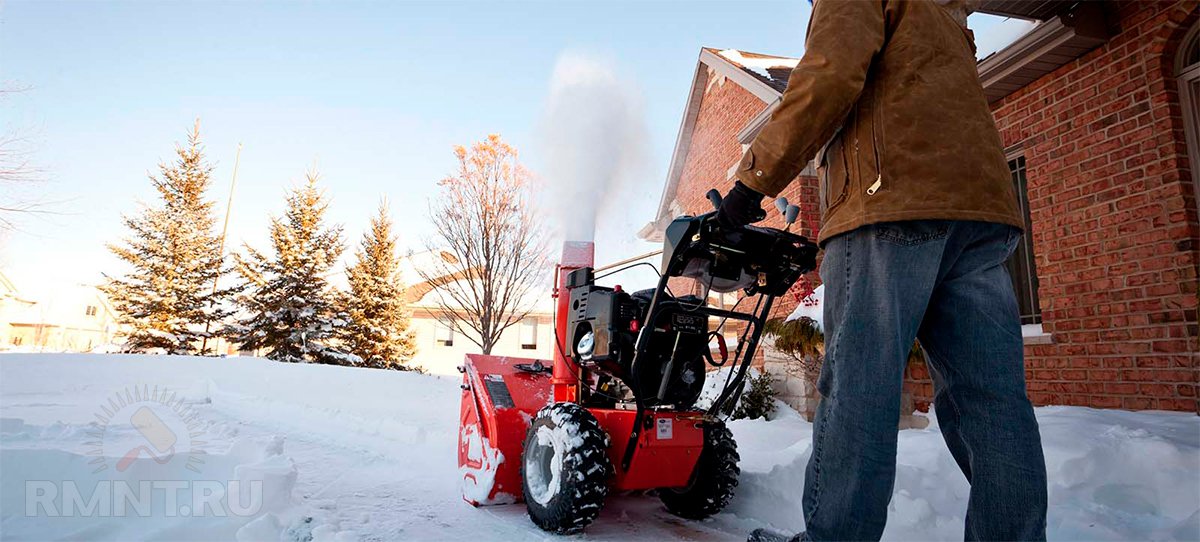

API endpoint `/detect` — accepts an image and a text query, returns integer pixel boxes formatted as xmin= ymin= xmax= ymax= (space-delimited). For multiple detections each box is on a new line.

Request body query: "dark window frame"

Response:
xmin=1005 ymin=155 xmax=1043 ymax=326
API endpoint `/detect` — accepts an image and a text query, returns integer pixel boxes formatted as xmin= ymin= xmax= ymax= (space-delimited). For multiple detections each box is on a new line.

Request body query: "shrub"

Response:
xmin=733 ymin=371 xmax=778 ymax=420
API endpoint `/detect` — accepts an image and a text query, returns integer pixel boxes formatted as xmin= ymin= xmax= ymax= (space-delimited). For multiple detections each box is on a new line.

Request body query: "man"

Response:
xmin=718 ymin=1 xmax=1049 ymax=541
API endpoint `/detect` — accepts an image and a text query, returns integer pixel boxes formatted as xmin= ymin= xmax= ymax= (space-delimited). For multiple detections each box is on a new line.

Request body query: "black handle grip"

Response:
xmin=706 ymin=189 xmax=723 ymax=210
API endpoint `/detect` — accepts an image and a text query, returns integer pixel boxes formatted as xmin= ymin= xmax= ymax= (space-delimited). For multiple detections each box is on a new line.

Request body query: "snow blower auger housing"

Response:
xmin=458 ymin=188 xmax=817 ymax=533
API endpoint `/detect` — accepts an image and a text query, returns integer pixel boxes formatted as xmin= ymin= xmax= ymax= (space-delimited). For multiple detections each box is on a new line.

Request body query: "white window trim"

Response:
xmin=1022 ymin=323 xmax=1052 ymax=345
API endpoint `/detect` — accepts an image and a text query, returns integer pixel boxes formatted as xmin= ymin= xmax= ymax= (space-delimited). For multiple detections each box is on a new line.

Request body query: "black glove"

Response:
xmin=716 ymin=181 xmax=766 ymax=228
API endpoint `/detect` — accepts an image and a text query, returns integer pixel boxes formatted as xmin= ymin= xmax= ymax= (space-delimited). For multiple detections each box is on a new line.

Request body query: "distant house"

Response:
xmin=0 ymin=271 xmax=36 ymax=349
xmin=401 ymin=250 xmax=554 ymax=375
xmin=643 ymin=0 xmax=1198 ymax=413
xmin=0 ymin=276 xmax=121 ymax=353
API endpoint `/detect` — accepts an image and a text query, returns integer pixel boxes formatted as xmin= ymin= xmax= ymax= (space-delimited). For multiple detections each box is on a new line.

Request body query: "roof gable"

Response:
xmin=706 ymin=48 xmax=799 ymax=94
xmin=645 ymin=48 xmax=795 ymax=239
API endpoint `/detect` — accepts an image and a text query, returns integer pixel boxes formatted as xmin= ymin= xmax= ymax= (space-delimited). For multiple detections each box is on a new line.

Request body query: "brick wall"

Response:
xmin=672 ymin=72 xmax=770 ymax=229
xmin=905 ymin=0 xmax=1200 ymax=413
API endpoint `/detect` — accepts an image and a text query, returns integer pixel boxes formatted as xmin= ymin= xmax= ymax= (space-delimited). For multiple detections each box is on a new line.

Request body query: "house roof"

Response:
xmin=0 ymin=271 xmax=18 ymax=296
xmin=401 ymin=250 xmax=554 ymax=312
xmin=705 ymin=48 xmax=799 ymax=94
xmin=0 ymin=271 xmax=34 ymax=305
xmin=975 ymin=0 xmax=1090 ymax=21
xmin=977 ymin=0 xmax=1111 ymax=103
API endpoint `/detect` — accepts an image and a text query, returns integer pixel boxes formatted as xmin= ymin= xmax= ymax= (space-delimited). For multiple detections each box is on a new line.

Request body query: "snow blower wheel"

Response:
xmin=521 ymin=403 xmax=611 ymax=534
xmin=658 ymin=420 xmax=740 ymax=519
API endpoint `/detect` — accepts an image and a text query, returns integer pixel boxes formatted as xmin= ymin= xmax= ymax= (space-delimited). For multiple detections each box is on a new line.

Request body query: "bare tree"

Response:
xmin=0 ymin=85 xmax=47 ymax=230
xmin=419 ymin=134 xmax=547 ymax=355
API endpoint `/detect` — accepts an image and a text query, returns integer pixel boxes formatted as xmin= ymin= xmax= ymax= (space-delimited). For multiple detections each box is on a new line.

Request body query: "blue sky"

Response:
xmin=0 ymin=1 xmax=1032 ymax=294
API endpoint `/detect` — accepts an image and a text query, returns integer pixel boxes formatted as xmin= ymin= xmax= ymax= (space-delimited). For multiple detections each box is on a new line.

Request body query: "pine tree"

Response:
xmin=341 ymin=201 xmax=418 ymax=369
xmin=228 ymin=172 xmax=357 ymax=365
xmin=733 ymin=371 xmax=779 ymax=421
xmin=102 ymin=120 xmax=230 ymax=354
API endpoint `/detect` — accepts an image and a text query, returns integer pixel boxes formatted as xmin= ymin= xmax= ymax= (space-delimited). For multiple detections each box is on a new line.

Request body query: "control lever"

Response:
xmin=706 ymin=189 xmax=722 ymax=210
xmin=708 ymin=187 xmax=768 ymax=222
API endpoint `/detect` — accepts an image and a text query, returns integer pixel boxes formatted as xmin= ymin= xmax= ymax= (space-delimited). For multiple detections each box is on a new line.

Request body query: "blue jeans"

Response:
xmin=803 ymin=220 xmax=1048 ymax=541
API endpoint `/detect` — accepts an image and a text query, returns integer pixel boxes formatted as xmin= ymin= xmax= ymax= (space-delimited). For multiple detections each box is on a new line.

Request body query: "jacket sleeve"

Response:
xmin=736 ymin=0 xmax=886 ymax=197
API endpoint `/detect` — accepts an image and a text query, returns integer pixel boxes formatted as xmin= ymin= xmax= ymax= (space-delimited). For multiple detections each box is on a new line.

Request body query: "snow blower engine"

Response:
xmin=458 ymin=188 xmax=817 ymax=533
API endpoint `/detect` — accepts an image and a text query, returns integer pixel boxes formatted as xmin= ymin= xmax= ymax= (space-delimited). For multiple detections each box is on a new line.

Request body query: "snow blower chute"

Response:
xmin=458 ymin=188 xmax=818 ymax=533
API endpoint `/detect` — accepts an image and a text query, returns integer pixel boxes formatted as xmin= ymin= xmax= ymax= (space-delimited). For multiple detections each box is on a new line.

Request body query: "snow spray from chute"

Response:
xmin=539 ymin=52 xmax=649 ymax=244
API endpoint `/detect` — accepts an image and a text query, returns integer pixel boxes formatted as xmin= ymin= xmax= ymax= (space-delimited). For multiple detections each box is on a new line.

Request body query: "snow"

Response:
xmin=2 ymin=353 xmax=1197 ymax=541
xmin=729 ymin=402 xmax=1200 ymax=541
xmin=523 ymin=408 xmax=589 ymax=506
xmin=717 ymin=49 xmax=799 ymax=81
xmin=784 ymin=284 xmax=823 ymax=329
xmin=525 ymin=426 xmax=565 ymax=505
xmin=459 ymin=423 xmax=512 ymax=505
xmin=696 ymin=366 xmax=763 ymax=415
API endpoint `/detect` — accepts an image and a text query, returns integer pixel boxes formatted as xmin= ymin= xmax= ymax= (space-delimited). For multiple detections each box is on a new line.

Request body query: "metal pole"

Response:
xmin=592 ymin=249 xmax=664 ymax=274
xmin=201 ymin=143 xmax=242 ymax=354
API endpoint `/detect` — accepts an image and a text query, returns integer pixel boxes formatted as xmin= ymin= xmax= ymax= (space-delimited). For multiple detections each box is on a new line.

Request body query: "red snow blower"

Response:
xmin=458 ymin=188 xmax=817 ymax=533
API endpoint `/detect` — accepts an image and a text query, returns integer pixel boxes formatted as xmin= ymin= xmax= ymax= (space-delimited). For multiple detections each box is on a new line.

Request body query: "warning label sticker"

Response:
xmin=656 ymin=417 xmax=673 ymax=440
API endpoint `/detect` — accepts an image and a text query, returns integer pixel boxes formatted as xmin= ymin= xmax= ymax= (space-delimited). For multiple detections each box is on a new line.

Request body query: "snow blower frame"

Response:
xmin=458 ymin=189 xmax=817 ymax=533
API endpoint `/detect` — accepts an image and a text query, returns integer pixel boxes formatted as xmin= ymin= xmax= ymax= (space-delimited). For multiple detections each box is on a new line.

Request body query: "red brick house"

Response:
xmin=642 ymin=0 xmax=1199 ymax=413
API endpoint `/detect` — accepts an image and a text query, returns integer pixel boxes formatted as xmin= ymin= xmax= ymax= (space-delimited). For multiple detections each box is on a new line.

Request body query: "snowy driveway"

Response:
xmin=1 ymin=354 xmax=1197 ymax=541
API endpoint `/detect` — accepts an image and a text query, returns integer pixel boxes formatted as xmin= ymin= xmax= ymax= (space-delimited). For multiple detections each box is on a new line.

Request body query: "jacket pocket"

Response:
xmin=820 ymin=133 xmax=849 ymax=214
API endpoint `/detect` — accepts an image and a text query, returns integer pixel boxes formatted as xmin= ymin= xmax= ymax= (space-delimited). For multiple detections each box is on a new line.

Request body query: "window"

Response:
xmin=1177 ymin=20 xmax=1200 ymax=194
xmin=1005 ymin=156 xmax=1042 ymax=326
xmin=435 ymin=319 xmax=454 ymax=347
xmin=85 ymin=305 xmax=97 ymax=317
xmin=519 ymin=317 xmax=538 ymax=350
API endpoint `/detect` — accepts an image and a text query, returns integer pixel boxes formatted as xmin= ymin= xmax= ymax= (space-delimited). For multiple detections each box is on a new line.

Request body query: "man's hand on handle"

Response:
xmin=716 ymin=181 xmax=767 ymax=228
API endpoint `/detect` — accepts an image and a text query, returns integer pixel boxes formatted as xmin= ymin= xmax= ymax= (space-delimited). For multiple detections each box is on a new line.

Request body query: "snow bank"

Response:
xmin=2 ymin=353 xmax=1196 ymax=541
xmin=0 ymin=354 xmax=461 ymax=541
xmin=728 ymin=404 xmax=1200 ymax=541
xmin=0 ymin=431 xmax=301 ymax=541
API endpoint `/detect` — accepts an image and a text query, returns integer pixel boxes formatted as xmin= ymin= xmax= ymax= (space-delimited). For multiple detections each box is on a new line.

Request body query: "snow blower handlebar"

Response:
xmin=614 ymin=188 xmax=817 ymax=468
xmin=657 ymin=236 xmax=793 ymax=406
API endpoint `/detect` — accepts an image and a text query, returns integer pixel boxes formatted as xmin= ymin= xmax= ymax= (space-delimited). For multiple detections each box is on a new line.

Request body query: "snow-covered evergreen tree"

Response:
xmin=102 ymin=120 xmax=230 ymax=354
xmin=341 ymin=201 xmax=418 ymax=369
xmin=228 ymin=172 xmax=358 ymax=365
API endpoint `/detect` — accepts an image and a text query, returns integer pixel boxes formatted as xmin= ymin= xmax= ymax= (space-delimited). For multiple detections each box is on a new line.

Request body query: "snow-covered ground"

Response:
xmin=1 ymin=354 xmax=1197 ymax=541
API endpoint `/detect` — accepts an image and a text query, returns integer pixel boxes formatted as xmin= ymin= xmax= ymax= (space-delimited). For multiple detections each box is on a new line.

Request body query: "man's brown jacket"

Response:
xmin=736 ymin=0 xmax=1023 ymax=245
